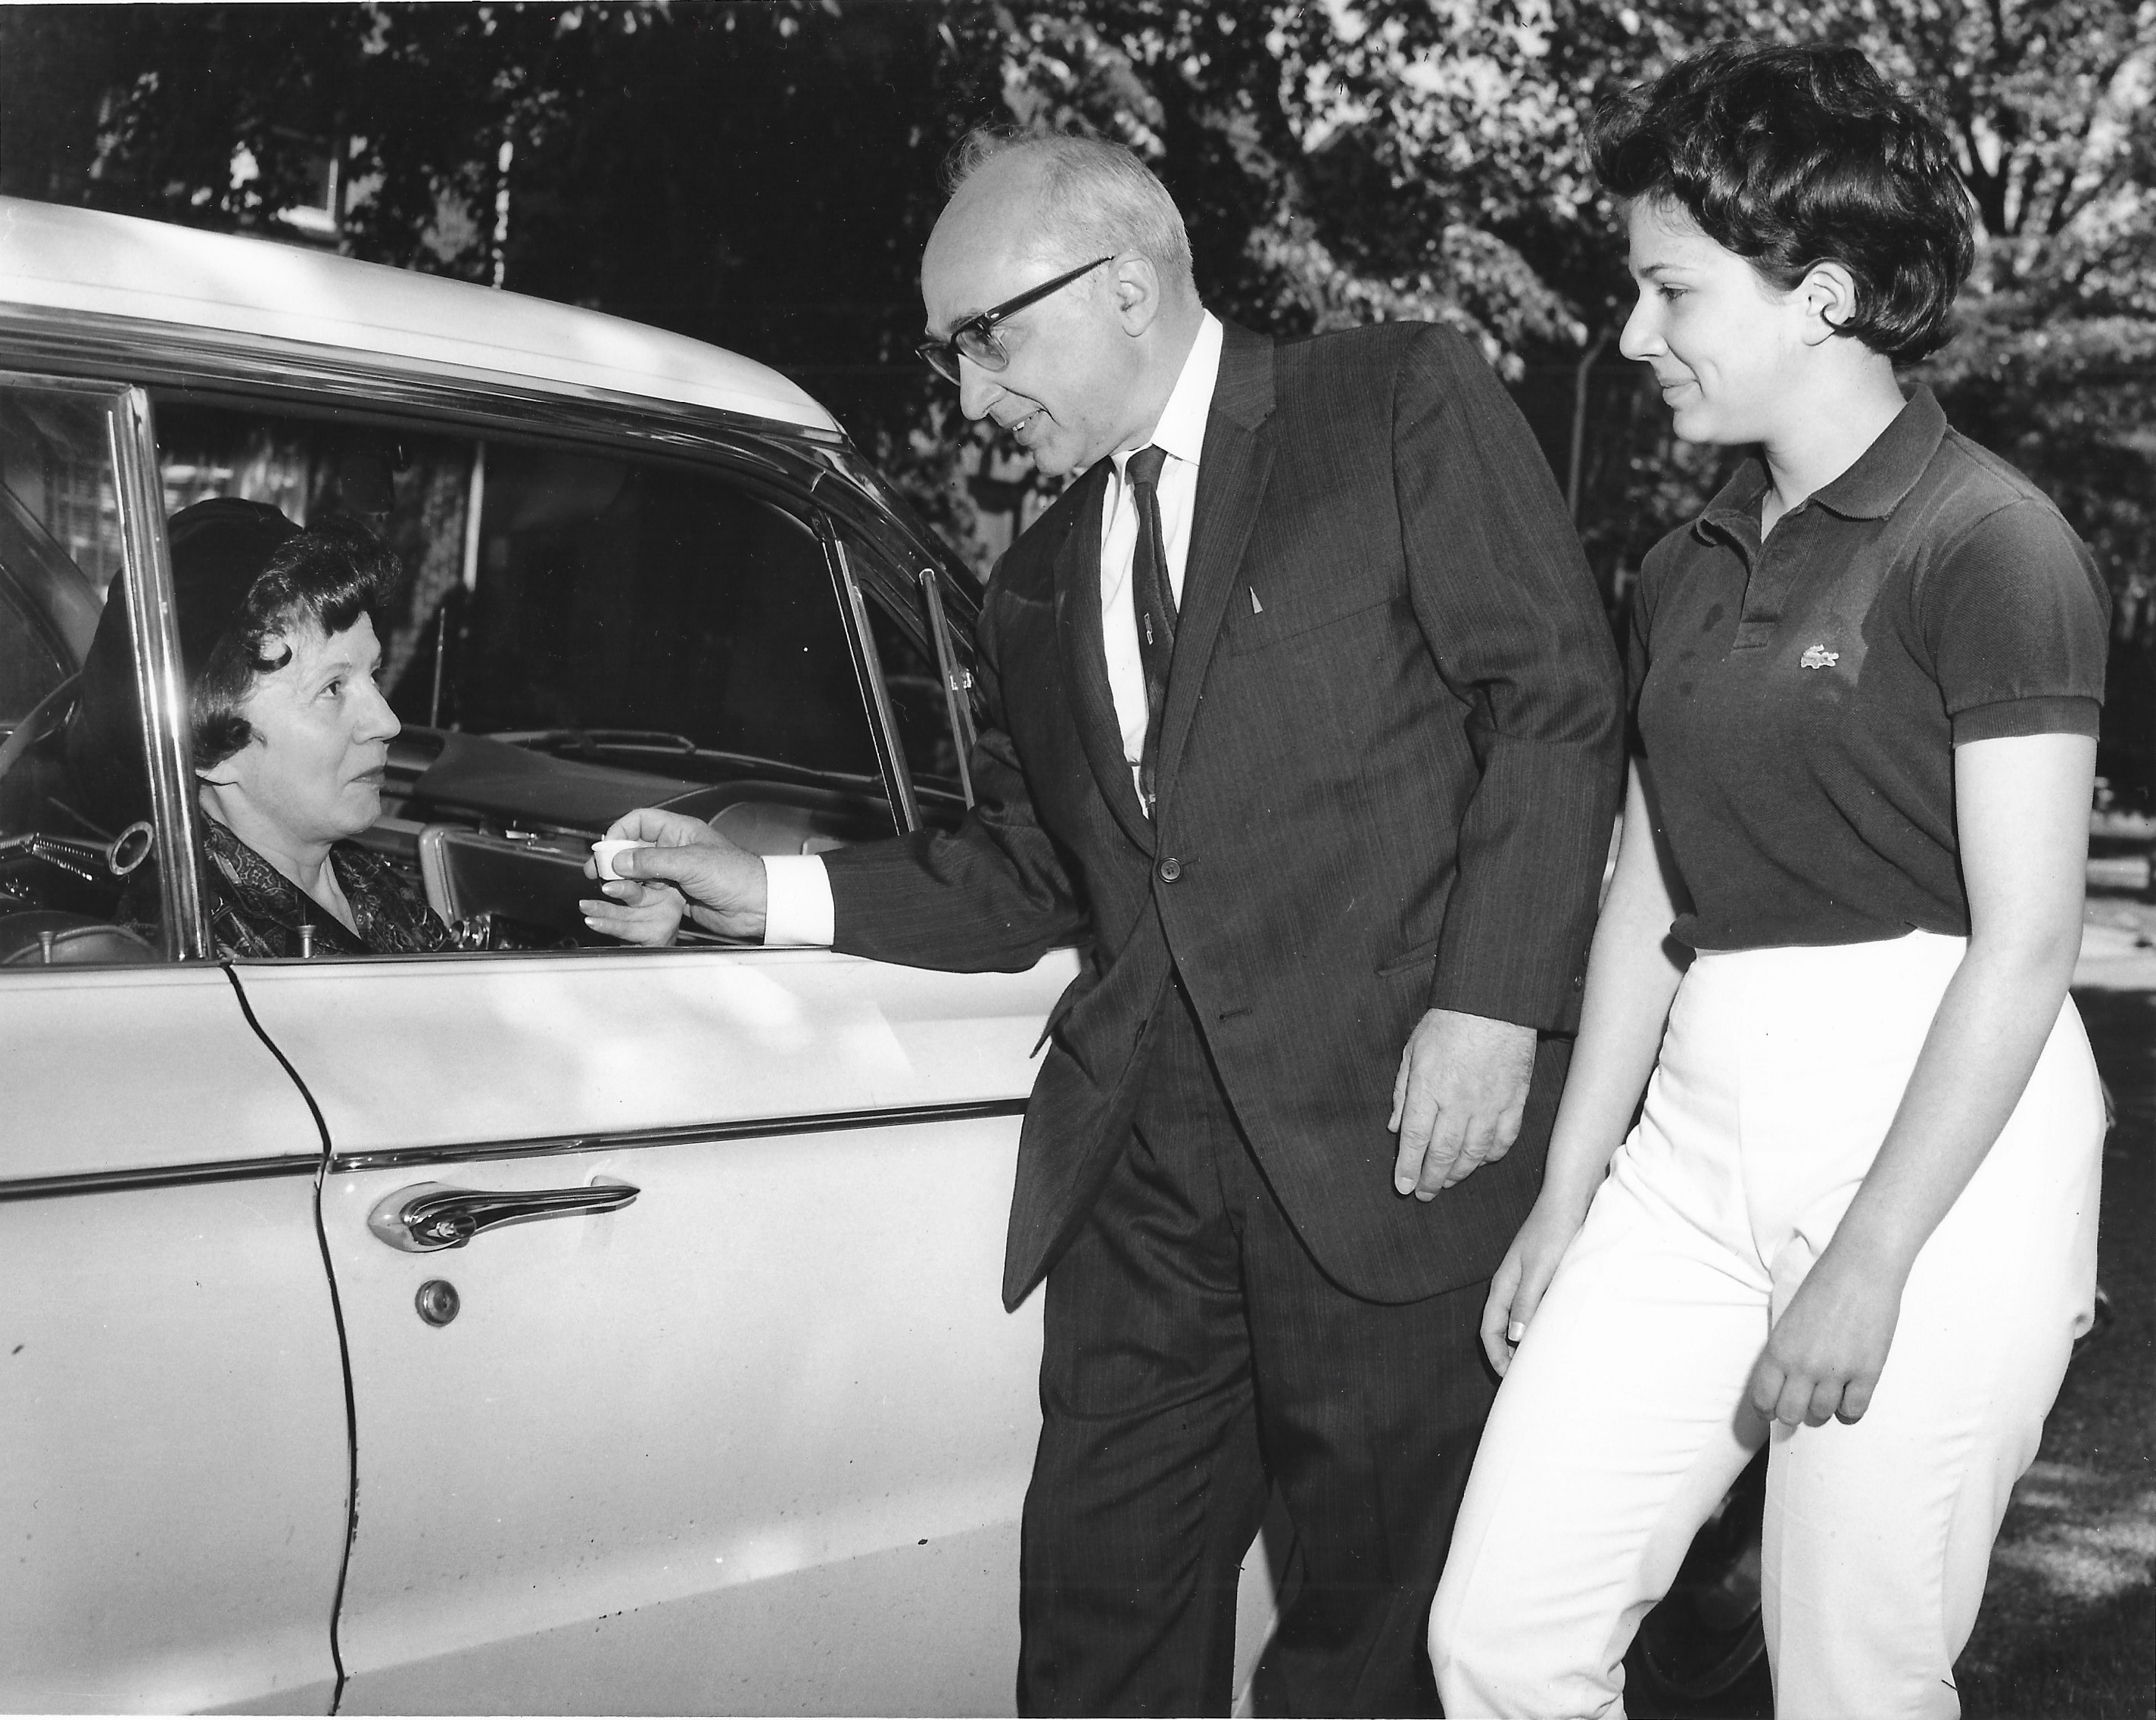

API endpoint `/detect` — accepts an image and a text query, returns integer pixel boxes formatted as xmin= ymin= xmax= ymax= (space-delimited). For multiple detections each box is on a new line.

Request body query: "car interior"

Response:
xmin=0 ymin=384 xmax=160 ymax=965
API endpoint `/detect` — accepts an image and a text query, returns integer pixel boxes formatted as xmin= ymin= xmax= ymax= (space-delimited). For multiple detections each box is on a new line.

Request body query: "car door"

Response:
xmin=0 ymin=375 xmax=348 ymax=1714
xmin=192 ymin=423 xmax=1076 ymax=1714
xmin=242 ymin=945 xmax=1069 ymax=1715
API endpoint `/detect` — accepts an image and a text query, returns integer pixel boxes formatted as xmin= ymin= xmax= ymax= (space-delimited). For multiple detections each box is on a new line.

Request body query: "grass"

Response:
xmin=1955 ymin=918 xmax=2156 ymax=1720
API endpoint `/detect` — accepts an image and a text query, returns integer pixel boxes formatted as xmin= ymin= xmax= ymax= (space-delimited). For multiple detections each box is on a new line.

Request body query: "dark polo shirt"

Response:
xmin=1631 ymin=386 xmax=2109 ymax=952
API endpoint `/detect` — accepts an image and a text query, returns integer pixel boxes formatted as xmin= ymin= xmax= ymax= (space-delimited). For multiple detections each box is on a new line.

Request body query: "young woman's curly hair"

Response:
xmin=1590 ymin=41 xmax=1977 ymax=362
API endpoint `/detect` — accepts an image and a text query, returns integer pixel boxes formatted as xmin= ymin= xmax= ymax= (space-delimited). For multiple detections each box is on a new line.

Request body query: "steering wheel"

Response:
xmin=0 ymin=907 xmax=155 ymax=966
xmin=0 ymin=672 xmax=81 ymax=790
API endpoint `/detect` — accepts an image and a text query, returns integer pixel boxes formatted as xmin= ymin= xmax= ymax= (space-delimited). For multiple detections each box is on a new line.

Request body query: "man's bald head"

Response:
xmin=920 ymin=129 xmax=1204 ymax=476
xmin=940 ymin=130 xmax=1197 ymax=304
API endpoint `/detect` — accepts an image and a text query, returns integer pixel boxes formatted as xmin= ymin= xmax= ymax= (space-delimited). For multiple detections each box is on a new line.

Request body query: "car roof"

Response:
xmin=0 ymin=195 xmax=843 ymax=435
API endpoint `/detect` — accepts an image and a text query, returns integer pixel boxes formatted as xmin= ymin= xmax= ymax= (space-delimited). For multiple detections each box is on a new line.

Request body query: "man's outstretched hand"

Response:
xmin=581 ymin=808 xmax=768 ymax=943
xmin=1389 ymin=1008 xmax=1536 ymax=1199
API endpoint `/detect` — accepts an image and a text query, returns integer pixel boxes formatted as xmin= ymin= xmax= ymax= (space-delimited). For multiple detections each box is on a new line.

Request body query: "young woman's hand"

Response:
xmin=1748 ymin=1246 xmax=1905 ymax=1427
xmin=1479 ymin=1196 xmax=1591 ymax=1375
xmin=581 ymin=876 xmax=687 ymax=947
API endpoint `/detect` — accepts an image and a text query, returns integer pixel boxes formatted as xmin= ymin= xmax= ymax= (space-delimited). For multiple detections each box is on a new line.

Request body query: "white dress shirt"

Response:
xmin=762 ymin=311 xmax=1225 ymax=948
xmin=1098 ymin=311 xmax=1222 ymax=802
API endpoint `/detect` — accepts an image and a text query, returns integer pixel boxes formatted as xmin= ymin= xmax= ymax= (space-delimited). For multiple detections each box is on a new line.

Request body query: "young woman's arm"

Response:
xmin=1481 ymin=759 xmax=1690 ymax=1373
xmin=1747 ymin=731 xmax=2095 ymax=1428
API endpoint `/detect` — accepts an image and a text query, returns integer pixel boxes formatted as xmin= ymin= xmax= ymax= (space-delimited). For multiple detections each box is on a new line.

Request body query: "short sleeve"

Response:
xmin=1920 ymin=500 xmax=2111 ymax=744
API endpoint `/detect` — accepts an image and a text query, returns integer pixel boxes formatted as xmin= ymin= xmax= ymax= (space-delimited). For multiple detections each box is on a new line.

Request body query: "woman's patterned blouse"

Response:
xmin=179 ymin=819 xmax=453 ymax=958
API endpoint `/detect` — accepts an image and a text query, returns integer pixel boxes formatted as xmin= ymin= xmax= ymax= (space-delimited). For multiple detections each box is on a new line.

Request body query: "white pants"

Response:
xmin=1429 ymin=932 xmax=2103 ymax=1720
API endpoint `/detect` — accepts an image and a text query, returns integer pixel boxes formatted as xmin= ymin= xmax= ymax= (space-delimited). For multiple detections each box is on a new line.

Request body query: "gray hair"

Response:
xmin=946 ymin=128 xmax=1195 ymax=290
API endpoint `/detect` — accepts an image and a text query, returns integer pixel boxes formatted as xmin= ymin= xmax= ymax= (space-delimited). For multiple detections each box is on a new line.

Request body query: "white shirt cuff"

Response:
xmin=761 ymin=854 xmax=835 ymax=947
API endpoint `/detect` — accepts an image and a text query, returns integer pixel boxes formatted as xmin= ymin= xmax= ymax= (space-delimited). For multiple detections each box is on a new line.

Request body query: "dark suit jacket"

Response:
xmin=826 ymin=321 xmax=1623 ymax=1310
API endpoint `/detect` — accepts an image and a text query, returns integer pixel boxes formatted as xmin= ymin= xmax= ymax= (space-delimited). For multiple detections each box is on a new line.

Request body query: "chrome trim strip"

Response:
xmin=0 ymin=1154 xmax=319 ymax=1202
xmin=0 ymin=1101 xmax=1033 ymax=1198
xmin=108 ymin=384 xmax=209 ymax=958
xmin=326 ymin=1096 xmax=1030 ymax=1174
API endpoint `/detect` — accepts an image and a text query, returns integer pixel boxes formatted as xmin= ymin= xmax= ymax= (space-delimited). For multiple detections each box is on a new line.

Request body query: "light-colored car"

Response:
xmin=0 ymin=195 xmax=1297 ymax=1715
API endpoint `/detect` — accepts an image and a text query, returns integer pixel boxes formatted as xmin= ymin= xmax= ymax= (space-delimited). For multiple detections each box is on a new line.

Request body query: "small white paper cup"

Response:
xmin=593 ymin=838 xmax=656 ymax=880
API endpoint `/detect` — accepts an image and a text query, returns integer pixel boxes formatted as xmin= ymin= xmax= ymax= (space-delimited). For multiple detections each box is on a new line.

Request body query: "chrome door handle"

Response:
xmin=367 ymin=1178 xmax=640 ymax=1252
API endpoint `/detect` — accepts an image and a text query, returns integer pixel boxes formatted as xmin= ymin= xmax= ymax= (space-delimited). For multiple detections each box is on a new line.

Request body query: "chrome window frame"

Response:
xmin=817 ymin=516 xmax=921 ymax=834
xmin=917 ymin=562 xmax=978 ymax=808
xmin=110 ymin=385 xmax=205 ymax=958
xmin=830 ymin=526 xmax=979 ymax=815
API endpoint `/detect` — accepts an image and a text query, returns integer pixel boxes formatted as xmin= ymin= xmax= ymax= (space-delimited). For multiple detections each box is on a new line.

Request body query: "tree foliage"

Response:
xmin=2 ymin=0 xmax=2150 ymax=790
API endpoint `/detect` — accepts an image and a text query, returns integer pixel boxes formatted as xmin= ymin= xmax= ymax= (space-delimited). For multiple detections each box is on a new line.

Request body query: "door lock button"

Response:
xmin=416 ymin=1279 xmax=461 ymax=1326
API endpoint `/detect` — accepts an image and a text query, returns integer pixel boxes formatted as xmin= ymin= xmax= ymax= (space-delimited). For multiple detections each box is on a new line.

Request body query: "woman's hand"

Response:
xmin=581 ymin=876 xmax=687 ymax=947
xmin=1479 ymin=1196 xmax=1591 ymax=1375
xmin=1748 ymin=1246 xmax=1905 ymax=1428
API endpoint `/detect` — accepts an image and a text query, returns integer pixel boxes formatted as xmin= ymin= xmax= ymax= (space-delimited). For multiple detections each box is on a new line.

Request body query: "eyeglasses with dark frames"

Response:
xmin=917 ymin=254 xmax=1117 ymax=384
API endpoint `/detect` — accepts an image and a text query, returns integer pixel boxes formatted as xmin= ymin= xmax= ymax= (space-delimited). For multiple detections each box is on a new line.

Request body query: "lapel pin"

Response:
xmin=1249 ymin=587 xmax=1263 ymax=614
xmin=1800 ymin=643 xmax=1840 ymax=669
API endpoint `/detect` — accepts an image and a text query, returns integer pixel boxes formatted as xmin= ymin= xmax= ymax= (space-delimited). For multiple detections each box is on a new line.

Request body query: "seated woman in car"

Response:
xmin=141 ymin=498 xmax=450 ymax=956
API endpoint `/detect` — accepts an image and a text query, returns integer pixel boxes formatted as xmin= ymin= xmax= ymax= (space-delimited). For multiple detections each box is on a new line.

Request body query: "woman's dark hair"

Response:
xmin=1590 ymin=41 xmax=1976 ymax=362
xmin=192 ymin=516 xmax=403 ymax=768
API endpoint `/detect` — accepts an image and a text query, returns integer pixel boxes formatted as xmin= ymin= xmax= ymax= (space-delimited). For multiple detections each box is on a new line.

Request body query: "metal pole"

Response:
xmin=1568 ymin=327 xmax=1611 ymax=522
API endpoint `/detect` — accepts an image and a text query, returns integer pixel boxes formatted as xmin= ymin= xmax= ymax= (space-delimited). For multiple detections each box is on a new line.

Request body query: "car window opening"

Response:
xmin=146 ymin=398 xmax=940 ymax=953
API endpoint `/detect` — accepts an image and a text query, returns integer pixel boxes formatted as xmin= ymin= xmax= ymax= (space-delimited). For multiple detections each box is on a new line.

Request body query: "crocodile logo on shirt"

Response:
xmin=1799 ymin=643 xmax=1840 ymax=670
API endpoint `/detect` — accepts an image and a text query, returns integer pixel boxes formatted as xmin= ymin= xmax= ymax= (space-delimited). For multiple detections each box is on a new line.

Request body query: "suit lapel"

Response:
xmin=1157 ymin=323 xmax=1277 ymax=801
xmin=1053 ymin=463 xmax=1155 ymax=854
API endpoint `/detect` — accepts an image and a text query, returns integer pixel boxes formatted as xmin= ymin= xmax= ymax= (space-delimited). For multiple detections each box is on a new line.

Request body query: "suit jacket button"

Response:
xmin=1158 ymin=856 xmax=1182 ymax=883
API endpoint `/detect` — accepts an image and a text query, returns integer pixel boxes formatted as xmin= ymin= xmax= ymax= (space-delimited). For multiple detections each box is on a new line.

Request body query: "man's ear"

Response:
xmin=1111 ymin=255 xmax=1161 ymax=336
xmin=1797 ymin=260 xmax=1861 ymax=346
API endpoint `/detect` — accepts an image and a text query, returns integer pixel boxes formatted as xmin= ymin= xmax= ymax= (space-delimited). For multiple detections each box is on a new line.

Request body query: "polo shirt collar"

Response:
xmin=1810 ymin=385 xmax=1947 ymax=519
xmin=1692 ymin=385 xmax=1949 ymax=547
xmin=1694 ymin=458 xmax=1772 ymax=547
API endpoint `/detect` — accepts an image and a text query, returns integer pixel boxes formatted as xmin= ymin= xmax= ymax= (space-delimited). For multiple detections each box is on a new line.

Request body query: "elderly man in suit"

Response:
xmin=595 ymin=131 xmax=1622 ymax=1716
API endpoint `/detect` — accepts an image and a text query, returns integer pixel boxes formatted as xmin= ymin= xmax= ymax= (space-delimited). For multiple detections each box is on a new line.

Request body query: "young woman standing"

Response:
xmin=1429 ymin=42 xmax=2109 ymax=1719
